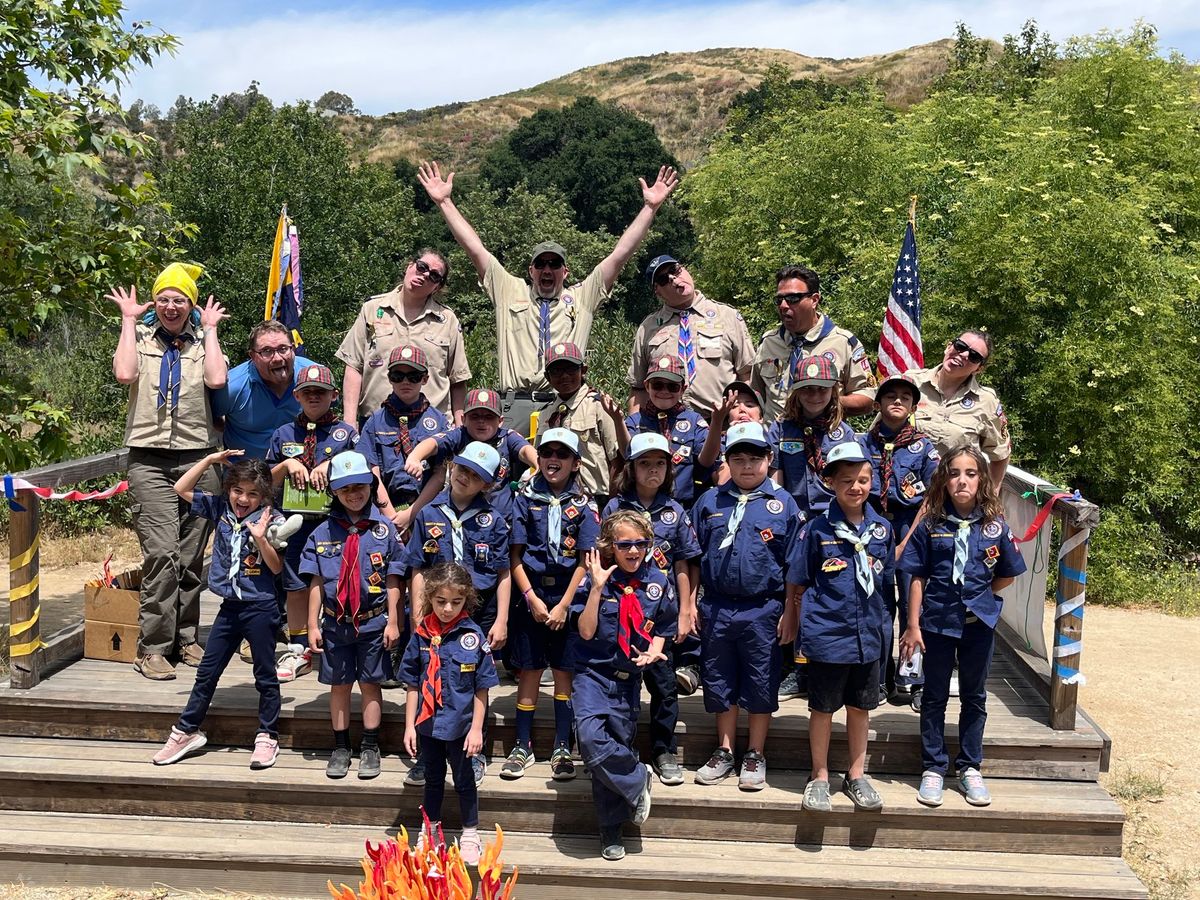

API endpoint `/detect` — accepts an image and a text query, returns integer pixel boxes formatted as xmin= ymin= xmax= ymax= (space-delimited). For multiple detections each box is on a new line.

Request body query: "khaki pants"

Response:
xmin=127 ymin=446 xmax=219 ymax=657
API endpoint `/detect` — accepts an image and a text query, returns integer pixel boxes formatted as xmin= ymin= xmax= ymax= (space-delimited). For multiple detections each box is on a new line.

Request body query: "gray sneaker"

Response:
xmin=738 ymin=749 xmax=767 ymax=792
xmin=471 ymin=754 xmax=486 ymax=786
xmin=802 ymin=778 xmax=832 ymax=812
xmin=694 ymin=747 xmax=735 ymax=784
xmin=958 ymin=766 xmax=991 ymax=806
xmin=917 ymin=770 xmax=944 ymax=807
xmin=674 ymin=665 xmax=700 ymax=696
xmin=326 ymin=747 xmax=352 ymax=779
xmin=842 ymin=775 xmax=884 ymax=811
xmin=777 ymin=669 xmax=802 ymax=701
xmin=652 ymin=751 xmax=684 ymax=786
xmin=600 ymin=825 xmax=625 ymax=861
xmin=499 ymin=745 xmax=535 ymax=780
xmin=358 ymin=746 xmax=381 ymax=780
xmin=632 ymin=768 xmax=653 ymax=825
xmin=403 ymin=753 xmax=426 ymax=787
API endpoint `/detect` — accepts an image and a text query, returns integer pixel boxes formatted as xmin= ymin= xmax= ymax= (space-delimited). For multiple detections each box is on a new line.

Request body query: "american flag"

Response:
xmin=877 ymin=220 xmax=923 ymax=377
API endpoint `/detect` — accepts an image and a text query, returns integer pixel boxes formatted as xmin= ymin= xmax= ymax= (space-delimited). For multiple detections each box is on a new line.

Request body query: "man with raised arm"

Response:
xmin=418 ymin=161 xmax=678 ymax=434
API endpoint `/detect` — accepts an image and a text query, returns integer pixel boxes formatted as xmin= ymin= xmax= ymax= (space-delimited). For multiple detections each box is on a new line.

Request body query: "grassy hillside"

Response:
xmin=337 ymin=40 xmax=956 ymax=171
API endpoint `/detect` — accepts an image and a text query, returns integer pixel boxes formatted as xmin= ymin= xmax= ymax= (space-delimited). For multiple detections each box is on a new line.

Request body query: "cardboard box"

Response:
xmin=83 ymin=570 xmax=142 ymax=626
xmin=84 ymin=620 xmax=140 ymax=664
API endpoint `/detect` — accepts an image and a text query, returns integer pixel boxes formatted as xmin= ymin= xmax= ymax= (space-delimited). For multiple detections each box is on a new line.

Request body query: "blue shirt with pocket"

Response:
xmin=571 ymin=563 xmax=677 ymax=675
xmin=299 ymin=507 xmax=406 ymax=614
xmin=403 ymin=490 xmax=511 ymax=593
xmin=768 ymin=419 xmax=858 ymax=518
xmin=511 ymin=476 xmax=600 ymax=597
xmin=397 ymin=617 xmax=500 ymax=740
xmin=358 ymin=398 xmax=449 ymax=497
xmin=190 ymin=493 xmax=281 ymax=603
xmin=429 ymin=426 xmax=530 ymax=518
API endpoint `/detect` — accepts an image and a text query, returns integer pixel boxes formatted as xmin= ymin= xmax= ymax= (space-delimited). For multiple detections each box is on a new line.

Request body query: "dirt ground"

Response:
xmin=2 ymin=529 xmax=1199 ymax=899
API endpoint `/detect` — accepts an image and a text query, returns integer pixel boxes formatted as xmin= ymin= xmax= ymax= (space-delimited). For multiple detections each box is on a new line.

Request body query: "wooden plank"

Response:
xmin=11 ymin=449 xmax=129 ymax=488
xmin=8 ymin=490 xmax=42 ymax=689
xmin=1050 ymin=519 xmax=1087 ymax=731
xmin=1002 ymin=467 xmax=1099 ymax=531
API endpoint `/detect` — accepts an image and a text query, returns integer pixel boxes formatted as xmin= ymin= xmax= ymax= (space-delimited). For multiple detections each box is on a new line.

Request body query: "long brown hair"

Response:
xmin=418 ymin=562 xmax=479 ymax=617
xmin=611 ymin=451 xmax=675 ymax=499
xmin=919 ymin=445 xmax=1005 ymax=526
xmin=783 ymin=380 xmax=844 ymax=431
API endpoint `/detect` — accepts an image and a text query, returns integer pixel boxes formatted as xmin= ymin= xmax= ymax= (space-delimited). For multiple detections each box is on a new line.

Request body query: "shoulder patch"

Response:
xmin=459 ymin=632 xmax=480 ymax=651
xmin=372 ymin=523 xmax=389 ymax=539
xmin=646 ymin=582 xmax=663 ymax=600
xmin=477 ymin=511 xmax=493 ymax=527
xmin=870 ymin=522 xmax=887 ymax=540
xmin=332 ymin=427 xmax=349 ymax=442
xmin=766 ymin=498 xmax=784 ymax=514
xmin=422 ymin=416 xmax=439 ymax=430
xmin=983 ymin=521 xmax=1002 ymax=539
xmin=660 ymin=509 xmax=677 ymax=525
xmin=674 ymin=420 xmax=691 ymax=433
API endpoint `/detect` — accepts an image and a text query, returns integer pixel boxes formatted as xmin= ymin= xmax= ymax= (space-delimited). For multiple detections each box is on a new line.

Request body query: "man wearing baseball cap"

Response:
xmin=628 ymin=255 xmax=754 ymax=419
xmin=417 ymin=160 xmax=679 ymax=434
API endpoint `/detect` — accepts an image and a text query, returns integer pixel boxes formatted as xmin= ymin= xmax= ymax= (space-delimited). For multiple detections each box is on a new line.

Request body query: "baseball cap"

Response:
xmin=388 ymin=345 xmax=428 ymax=372
xmin=875 ymin=373 xmax=920 ymax=404
xmin=545 ymin=342 xmax=585 ymax=369
xmin=645 ymin=254 xmax=679 ymax=284
xmin=645 ymin=355 xmax=686 ymax=384
xmin=453 ymin=441 xmax=502 ymax=483
xmin=294 ymin=364 xmax=336 ymax=391
xmin=530 ymin=241 xmax=567 ymax=264
xmin=628 ymin=433 xmax=670 ymax=460
xmin=792 ymin=355 xmax=838 ymax=387
xmin=724 ymin=379 xmax=764 ymax=409
xmin=823 ymin=442 xmax=870 ymax=469
xmin=329 ymin=451 xmax=373 ymax=490
xmin=537 ymin=427 xmax=581 ymax=458
xmin=725 ymin=422 xmax=770 ymax=452
xmin=464 ymin=389 xmax=502 ymax=416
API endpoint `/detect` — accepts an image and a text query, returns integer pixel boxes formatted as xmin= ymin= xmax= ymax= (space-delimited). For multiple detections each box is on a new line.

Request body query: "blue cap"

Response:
xmin=538 ymin=427 xmax=581 ymax=457
xmin=628 ymin=432 xmax=670 ymax=460
xmin=824 ymin=442 xmax=870 ymax=467
xmin=453 ymin=440 xmax=502 ymax=483
xmin=329 ymin=451 xmax=373 ymax=490
xmin=645 ymin=254 xmax=679 ymax=284
xmin=725 ymin=422 xmax=770 ymax=452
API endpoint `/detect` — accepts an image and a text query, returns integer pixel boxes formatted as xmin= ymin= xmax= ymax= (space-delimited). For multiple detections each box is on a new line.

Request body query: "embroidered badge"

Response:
xmin=652 ymin=547 xmax=669 ymax=569
xmin=460 ymin=663 xmax=476 ymax=672
xmin=372 ymin=523 xmax=389 ymax=539
xmin=983 ymin=521 xmax=1002 ymax=539
xmin=421 ymin=416 xmax=438 ymax=430
xmin=780 ymin=440 xmax=803 ymax=454
xmin=984 ymin=555 xmax=998 ymax=569
xmin=563 ymin=535 xmax=577 ymax=550
xmin=281 ymin=442 xmax=304 ymax=458
xmin=706 ymin=308 xmax=716 ymax=318
xmin=370 ymin=552 xmax=384 ymax=569
xmin=368 ymin=572 xmax=382 ymax=586
xmin=243 ymin=553 xmax=257 ymax=566
xmin=766 ymin=498 xmax=784 ymax=514
xmin=961 ymin=397 xmax=975 ymax=409
xmin=564 ymin=505 xmax=579 ymax=520
xmin=332 ymin=427 xmax=349 ymax=442
xmin=475 ymin=543 xmax=489 ymax=562
xmin=657 ymin=356 xmax=673 ymax=369
xmin=429 ymin=524 xmax=444 ymax=539
xmin=870 ymin=523 xmax=887 ymax=540
xmin=460 ymin=632 xmax=480 ymax=651
xmin=675 ymin=419 xmax=691 ymax=433
xmin=661 ymin=509 xmax=677 ymax=525
xmin=806 ymin=362 xmax=820 ymax=378
xmin=423 ymin=539 xmax=439 ymax=554
xmin=477 ymin=512 xmax=493 ymax=527
xmin=830 ymin=425 xmax=846 ymax=440
xmin=554 ymin=343 xmax=566 ymax=354
xmin=871 ymin=557 xmax=884 ymax=575
xmin=986 ymin=544 xmax=1001 ymax=559
xmin=401 ymin=347 xmax=414 ymax=359
xmin=759 ymin=528 xmax=775 ymax=542
xmin=821 ymin=557 xmax=848 ymax=573
xmin=646 ymin=582 xmax=663 ymax=600
xmin=478 ymin=390 xmax=490 ymax=402
xmin=823 ymin=351 xmax=836 ymax=361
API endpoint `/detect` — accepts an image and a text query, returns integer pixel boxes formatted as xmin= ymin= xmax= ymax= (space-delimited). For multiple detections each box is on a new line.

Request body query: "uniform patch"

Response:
xmin=652 ymin=547 xmax=669 ymax=569
xmin=368 ymin=571 xmax=382 ymax=586
xmin=460 ymin=663 xmax=476 ymax=672
xmin=909 ymin=439 xmax=923 ymax=452
xmin=475 ymin=543 xmax=489 ymax=562
xmin=565 ymin=505 xmax=579 ymax=520
xmin=370 ymin=552 xmax=384 ymax=568
xmin=805 ymin=362 xmax=820 ymax=378
xmin=477 ymin=512 xmax=493 ymax=527
xmin=281 ymin=442 xmax=305 ymax=458
xmin=871 ymin=557 xmax=884 ymax=575
xmin=372 ymin=524 xmax=389 ymax=539
xmin=460 ymin=632 xmax=480 ymax=651
xmin=986 ymin=544 xmax=1001 ymax=559
xmin=554 ymin=343 xmax=566 ymax=354
xmin=830 ymin=425 xmax=846 ymax=440
xmin=674 ymin=420 xmax=691 ymax=433
xmin=780 ymin=440 xmax=803 ymax=454
xmin=563 ymin=535 xmax=576 ymax=550
xmin=851 ymin=344 xmax=867 ymax=362
xmin=423 ymin=540 xmax=440 ymax=554
xmin=961 ymin=397 xmax=975 ymax=409
xmin=759 ymin=528 xmax=775 ymax=542
xmin=429 ymin=524 xmax=444 ymax=539
xmin=823 ymin=350 xmax=836 ymax=361
xmin=870 ymin=522 xmax=887 ymax=540
xmin=983 ymin=521 xmax=1002 ymax=539
xmin=422 ymin=416 xmax=439 ymax=430
xmin=646 ymin=582 xmax=663 ymax=600
xmin=661 ymin=509 xmax=677 ymax=525
xmin=766 ymin=499 xmax=784 ymax=514
xmin=822 ymin=557 xmax=849 ymax=573
xmin=332 ymin=427 xmax=349 ymax=442
xmin=984 ymin=555 xmax=998 ymax=569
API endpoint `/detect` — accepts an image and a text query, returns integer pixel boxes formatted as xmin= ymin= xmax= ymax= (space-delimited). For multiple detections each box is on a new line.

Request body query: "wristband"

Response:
xmin=523 ymin=588 xmax=534 ymax=600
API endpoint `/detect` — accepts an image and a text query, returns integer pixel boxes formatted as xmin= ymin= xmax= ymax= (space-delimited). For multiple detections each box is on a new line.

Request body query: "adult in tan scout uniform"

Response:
xmin=109 ymin=263 xmax=229 ymax=681
xmin=907 ymin=329 xmax=1011 ymax=484
xmin=628 ymin=254 xmax=754 ymax=418
xmin=337 ymin=249 xmax=470 ymax=426
xmin=751 ymin=264 xmax=876 ymax=421
xmin=418 ymin=160 xmax=679 ymax=434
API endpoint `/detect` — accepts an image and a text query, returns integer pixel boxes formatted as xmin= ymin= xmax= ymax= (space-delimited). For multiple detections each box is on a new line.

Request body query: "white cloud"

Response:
xmin=121 ymin=0 xmax=1200 ymax=114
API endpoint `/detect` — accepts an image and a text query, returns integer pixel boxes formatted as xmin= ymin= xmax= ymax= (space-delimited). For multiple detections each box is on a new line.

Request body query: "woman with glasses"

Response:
xmin=906 ymin=331 xmax=1011 ymax=486
xmin=110 ymin=263 xmax=230 ymax=681
xmin=336 ymin=249 xmax=470 ymax=427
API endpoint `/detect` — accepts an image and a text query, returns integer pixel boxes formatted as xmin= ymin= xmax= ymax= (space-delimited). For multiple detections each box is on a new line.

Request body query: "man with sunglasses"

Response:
xmin=337 ymin=250 xmax=470 ymax=428
xmin=628 ymin=255 xmax=754 ymax=419
xmin=751 ymin=264 xmax=876 ymax=422
xmin=418 ymin=161 xmax=679 ymax=435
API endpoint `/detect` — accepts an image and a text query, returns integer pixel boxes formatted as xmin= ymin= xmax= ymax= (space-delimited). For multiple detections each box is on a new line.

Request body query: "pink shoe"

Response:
xmin=152 ymin=727 xmax=207 ymax=765
xmin=250 ymin=733 xmax=279 ymax=770
xmin=459 ymin=827 xmax=481 ymax=866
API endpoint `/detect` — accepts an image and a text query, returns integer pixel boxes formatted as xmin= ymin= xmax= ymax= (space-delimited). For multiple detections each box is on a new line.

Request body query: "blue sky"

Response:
xmin=119 ymin=1 xmax=1200 ymax=114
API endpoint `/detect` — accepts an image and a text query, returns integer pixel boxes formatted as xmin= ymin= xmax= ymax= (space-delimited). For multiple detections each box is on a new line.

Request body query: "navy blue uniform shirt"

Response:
xmin=403 ymin=490 xmax=510 ymax=593
xmin=430 ymin=425 xmax=529 ymax=518
xmin=787 ymin=501 xmax=895 ymax=664
xmin=266 ymin=419 xmax=359 ymax=468
xmin=898 ymin=508 xmax=1027 ymax=637
xmin=624 ymin=408 xmax=710 ymax=505
xmin=768 ymin=419 xmax=858 ymax=517
xmin=858 ymin=428 xmax=939 ymax=530
xmin=191 ymin=493 xmax=281 ymax=603
xmin=692 ymin=478 xmax=802 ymax=600
xmin=299 ymin=507 xmax=406 ymax=612
xmin=602 ymin=492 xmax=701 ymax=589
xmin=398 ymin=617 xmax=500 ymax=740
xmin=512 ymin=476 xmax=600 ymax=595
xmin=358 ymin=398 xmax=449 ymax=496
xmin=571 ymin=563 xmax=677 ymax=675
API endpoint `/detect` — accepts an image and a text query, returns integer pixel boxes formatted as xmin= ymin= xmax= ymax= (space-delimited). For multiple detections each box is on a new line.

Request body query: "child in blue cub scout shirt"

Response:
xmin=899 ymin=445 xmax=1026 ymax=809
xmin=603 ymin=433 xmax=701 ymax=786
xmin=783 ymin=442 xmax=894 ymax=813
xmin=266 ymin=363 xmax=359 ymax=683
xmin=573 ymin=510 xmax=676 ymax=862
xmin=691 ymin=422 xmax=802 ymax=793
xmin=358 ymin=344 xmax=449 ymax=535
xmin=152 ymin=450 xmax=284 ymax=769
xmin=399 ymin=563 xmax=499 ymax=867
xmin=769 ymin=355 xmax=857 ymax=704
xmin=402 ymin=388 xmax=537 ymax=520
xmin=858 ymin=374 xmax=940 ymax=702
xmin=403 ymin=440 xmax=511 ymax=787
xmin=702 ymin=380 xmax=767 ymax=487
xmin=625 ymin=355 xmax=717 ymax=507
xmin=505 ymin=427 xmax=599 ymax=782
xmin=301 ymin=451 xmax=405 ymax=781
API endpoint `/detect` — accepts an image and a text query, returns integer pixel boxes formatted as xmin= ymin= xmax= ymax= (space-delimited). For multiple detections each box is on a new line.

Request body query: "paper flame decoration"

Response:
xmin=329 ymin=810 xmax=518 ymax=900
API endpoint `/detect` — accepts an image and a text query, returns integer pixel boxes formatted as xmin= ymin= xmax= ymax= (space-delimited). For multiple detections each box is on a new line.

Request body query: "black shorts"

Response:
xmin=807 ymin=659 xmax=880 ymax=714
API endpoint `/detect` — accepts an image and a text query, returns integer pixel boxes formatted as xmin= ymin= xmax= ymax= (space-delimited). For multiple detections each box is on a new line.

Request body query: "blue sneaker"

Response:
xmin=917 ymin=770 xmax=944 ymax=807
xmin=958 ymin=767 xmax=991 ymax=806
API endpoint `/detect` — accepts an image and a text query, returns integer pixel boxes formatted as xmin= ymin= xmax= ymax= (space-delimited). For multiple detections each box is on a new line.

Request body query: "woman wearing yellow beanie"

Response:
xmin=110 ymin=264 xmax=231 ymax=681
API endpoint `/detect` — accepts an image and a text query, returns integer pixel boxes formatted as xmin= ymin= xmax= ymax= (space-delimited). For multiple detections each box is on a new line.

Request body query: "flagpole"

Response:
xmin=908 ymin=194 xmax=918 ymax=228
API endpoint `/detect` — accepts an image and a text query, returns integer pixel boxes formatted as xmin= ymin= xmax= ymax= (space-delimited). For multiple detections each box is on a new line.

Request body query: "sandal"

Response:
xmin=842 ymin=775 xmax=883 ymax=810
xmin=802 ymin=777 xmax=832 ymax=812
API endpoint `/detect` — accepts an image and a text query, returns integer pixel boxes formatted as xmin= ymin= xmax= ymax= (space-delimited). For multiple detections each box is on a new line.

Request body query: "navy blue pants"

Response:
xmin=920 ymin=618 xmax=995 ymax=774
xmin=642 ymin=655 xmax=678 ymax=756
xmin=574 ymin=666 xmax=646 ymax=828
xmin=422 ymin=734 xmax=479 ymax=827
xmin=178 ymin=597 xmax=281 ymax=737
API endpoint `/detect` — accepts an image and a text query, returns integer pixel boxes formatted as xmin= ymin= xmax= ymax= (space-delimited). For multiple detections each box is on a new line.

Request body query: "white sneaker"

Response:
xmin=276 ymin=648 xmax=313 ymax=682
xmin=949 ymin=670 xmax=960 ymax=697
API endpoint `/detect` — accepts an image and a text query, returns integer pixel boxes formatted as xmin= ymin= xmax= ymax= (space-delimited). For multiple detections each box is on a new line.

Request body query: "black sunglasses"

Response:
xmin=653 ymin=264 xmax=682 ymax=286
xmin=532 ymin=257 xmax=564 ymax=271
xmin=388 ymin=370 xmax=425 ymax=383
xmin=614 ymin=539 xmax=652 ymax=551
xmin=776 ymin=291 xmax=817 ymax=305
xmin=538 ymin=446 xmax=574 ymax=460
xmin=950 ymin=338 xmax=988 ymax=366
xmin=413 ymin=258 xmax=445 ymax=285
xmin=647 ymin=379 xmax=682 ymax=392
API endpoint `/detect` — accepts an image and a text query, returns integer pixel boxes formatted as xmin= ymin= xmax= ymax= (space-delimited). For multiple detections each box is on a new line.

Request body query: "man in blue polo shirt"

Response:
xmin=214 ymin=321 xmax=317 ymax=458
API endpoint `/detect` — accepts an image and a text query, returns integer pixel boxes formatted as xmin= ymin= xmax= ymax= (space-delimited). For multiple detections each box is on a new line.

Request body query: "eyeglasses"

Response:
xmin=647 ymin=379 xmax=682 ymax=392
xmin=532 ymin=257 xmax=564 ymax=271
xmin=538 ymin=446 xmax=574 ymax=460
xmin=155 ymin=296 xmax=192 ymax=308
xmin=613 ymin=540 xmax=652 ymax=551
xmin=950 ymin=338 xmax=988 ymax=365
xmin=253 ymin=345 xmax=294 ymax=358
xmin=388 ymin=370 xmax=425 ymax=383
xmin=653 ymin=264 xmax=682 ymax=286
xmin=413 ymin=258 xmax=445 ymax=285
xmin=776 ymin=291 xmax=817 ymax=305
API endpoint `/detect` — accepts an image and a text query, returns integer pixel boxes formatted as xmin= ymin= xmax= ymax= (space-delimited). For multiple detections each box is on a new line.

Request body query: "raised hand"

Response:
xmin=712 ymin=389 xmax=738 ymax=426
xmin=210 ymin=448 xmax=245 ymax=466
xmin=248 ymin=506 xmax=274 ymax=542
xmin=598 ymin=391 xmax=624 ymax=422
xmin=640 ymin=165 xmax=680 ymax=209
xmin=106 ymin=285 xmax=152 ymax=319
xmin=584 ymin=548 xmax=617 ymax=588
xmin=198 ymin=295 xmax=229 ymax=329
xmin=417 ymin=161 xmax=454 ymax=204
xmin=632 ymin=645 xmax=668 ymax=668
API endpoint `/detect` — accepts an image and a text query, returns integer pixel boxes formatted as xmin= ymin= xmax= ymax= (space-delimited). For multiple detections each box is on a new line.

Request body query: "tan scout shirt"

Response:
xmin=908 ymin=365 xmax=1011 ymax=461
xmin=751 ymin=313 xmax=877 ymax=422
xmin=628 ymin=291 xmax=754 ymax=418
xmin=537 ymin=388 xmax=619 ymax=498
xmin=482 ymin=253 xmax=608 ymax=393
xmin=123 ymin=321 xmax=219 ymax=450
xmin=336 ymin=289 xmax=470 ymax=420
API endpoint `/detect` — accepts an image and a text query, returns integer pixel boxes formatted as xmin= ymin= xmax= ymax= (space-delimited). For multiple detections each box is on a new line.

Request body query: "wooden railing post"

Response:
xmin=8 ymin=489 xmax=43 ymax=689
xmin=1049 ymin=519 xmax=1089 ymax=730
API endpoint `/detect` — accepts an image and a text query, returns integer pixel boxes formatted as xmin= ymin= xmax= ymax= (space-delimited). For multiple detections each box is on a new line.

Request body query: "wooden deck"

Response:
xmin=0 ymin=596 xmax=1144 ymax=899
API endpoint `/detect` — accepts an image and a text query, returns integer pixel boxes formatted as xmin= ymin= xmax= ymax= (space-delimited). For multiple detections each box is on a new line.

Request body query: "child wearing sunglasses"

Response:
xmin=358 ymin=345 xmax=449 ymax=536
xmin=602 ymin=433 xmax=701 ymax=786
xmin=624 ymin=355 xmax=716 ymax=508
xmin=573 ymin=510 xmax=675 ymax=861
xmin=504 ymin=427 xmax=599 ymax=782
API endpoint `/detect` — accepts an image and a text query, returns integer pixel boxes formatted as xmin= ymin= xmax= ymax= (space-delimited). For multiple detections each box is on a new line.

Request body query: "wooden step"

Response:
xmin=0 ymin=811 xmax=1146 ymax=900
xmin=0 ymin=656 xmax=1107 ymax=780
xmin=0 ymin=737 xmax=1125 ymax=857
